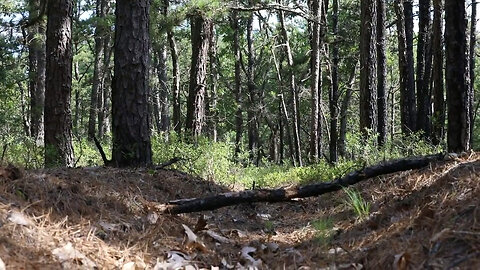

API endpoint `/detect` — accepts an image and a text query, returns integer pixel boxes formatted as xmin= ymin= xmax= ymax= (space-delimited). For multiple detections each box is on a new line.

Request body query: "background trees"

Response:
xmin=0 ymin=0 xmax=478 ymax=169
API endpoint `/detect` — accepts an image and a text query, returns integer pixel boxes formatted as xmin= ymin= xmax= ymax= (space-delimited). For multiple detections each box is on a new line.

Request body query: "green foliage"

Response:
xmin=311 ymin=218 xmax=335 ymax=246
xmin=152 ymin=133 xmax=237 ymax=184
xmin=0 ymin=135 xmax=43 ymax=169
xmin=344 ymin=130 xmax=441 ymax=165
xmin=73 ymin=138 xmax=109 ymax=167
xmin=342 ymin=187 xmax=370 ymax=220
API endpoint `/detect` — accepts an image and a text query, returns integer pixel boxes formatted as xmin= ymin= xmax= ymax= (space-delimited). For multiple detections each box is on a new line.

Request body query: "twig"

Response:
xmin=0 ymin=144 xmax=7 ymax=163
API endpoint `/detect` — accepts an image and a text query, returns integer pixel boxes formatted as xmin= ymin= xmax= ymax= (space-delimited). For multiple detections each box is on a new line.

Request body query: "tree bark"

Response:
xmin=207 ymin=23 xmax=218 ymax=142
xmin=44 ymin=0 xmax=75 ymax=167
xmin=185 ymin=15 xmax=212 ymax=139
xmin=246 ymin=9 xmax=260 ymax=164
xmin=469 ymin=0 xmax=476 ymax=147
xmin=112 ymin=0 xmax=152 ymax=167
xmin=445 ymin=0 xmax=470 ymax=152
xmin=97 ymin=33 xmax=112 ymax=138
xmin=432 ymin=0 xmax=445 ymax=145
xmin=376 ymin=0 xmax=387 ymax=145
xmin=338 ymin=64 xmax=357 ymax=158
xmin=359 ymin=0 xmax=377 ymax=135
xmin=329 ymin=0 xmax=339 ymax=163
xmin=156 ymin=43 xmax=169 ymax=133
xmin=309 ymin=0 xmax=321 ymax=163
xmin=404 ymin=0 xmax=416 ymax=132
xmin=27 ymin=0 xmax=46 ymax=146
xmin=416 ymin=0 xmax=432 ymax=135
xmin=395 ymin=0 xmax=416 ymax=135
xmin=152 ymin=154 xmax=444 ymax=214
xmin=231 ymin=11 xmax=243 ymax=158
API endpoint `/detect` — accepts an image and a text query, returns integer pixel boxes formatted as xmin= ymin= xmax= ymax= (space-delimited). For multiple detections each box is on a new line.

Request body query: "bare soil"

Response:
xmin=0 ymin=153 xmax=478 ymax=269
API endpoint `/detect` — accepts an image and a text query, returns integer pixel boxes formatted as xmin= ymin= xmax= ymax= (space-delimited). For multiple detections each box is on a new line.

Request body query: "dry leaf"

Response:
xmin=183 ymin=224 xmax=198 ymax=244
xmin=194 ymin=215 xmax=207 ymax=232
xmin=153 ymin=251 xmax=191 ymax=270
xmin=147 ymin=212 xmax=159 ymax=224
xmin=240 ymin=246 xmax=262 ymax=268
xmin=99 ymin=221 xmax=119 ymax=232
xmin=52 ymin=242 xmax=97 ymax=269
xmin=205 ymin=230 xmax=232 ymax=244
xmin=0 ymin=257 xmax=5 ymax=270
xmin=328 ymin=247 xmax=346 ymax=255
xmin=121 ymin=261 xmax=135 ymax=270
xmin=7 ymin=210 xmax=33 ymax=226
xmin=183 ymin=224 xmax=208 ymax=252
xmin=393 ymin=252 xmax=410 ymax=270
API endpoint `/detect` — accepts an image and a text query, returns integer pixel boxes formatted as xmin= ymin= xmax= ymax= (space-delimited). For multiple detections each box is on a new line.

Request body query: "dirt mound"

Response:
xmin=0 ymin=154 xmax=478 ymax=269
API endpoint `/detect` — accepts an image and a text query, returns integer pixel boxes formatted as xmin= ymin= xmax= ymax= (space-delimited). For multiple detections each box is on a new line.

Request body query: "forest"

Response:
xmin=0 ymin=0 xmax=479 ymax=269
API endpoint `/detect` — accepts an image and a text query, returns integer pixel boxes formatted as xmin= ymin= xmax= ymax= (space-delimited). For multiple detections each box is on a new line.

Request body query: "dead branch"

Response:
xmin=149 ymin=153 xmax=445 ymax=214
xmin=155 ymin=157 xmax=183 ymax=169
xmin=93 ymin=136 xmax=111 ymax=166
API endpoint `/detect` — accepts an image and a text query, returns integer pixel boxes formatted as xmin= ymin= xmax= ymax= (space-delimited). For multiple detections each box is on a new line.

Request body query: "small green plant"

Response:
xmin=311 ymin=218 xmax=334 ymax=246
xmin=263 ymin=220 xmax=275 ymax=235
xmin=343 ymin=187 xmax=371 ymax=220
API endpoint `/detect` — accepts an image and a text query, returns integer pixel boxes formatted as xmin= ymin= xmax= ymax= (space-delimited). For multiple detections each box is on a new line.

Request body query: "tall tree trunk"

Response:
xmin=432 ymin=0 xmax=445 ymax=145
xmin=185 ymin=15 xmax=212 ymax=139
xmin=151 ymin=54 xmax=162 ymax=134
xmin=27 ymin=0 xmax=46 ymax=145
xmin=162 ymin=0 xmax=180 ymax=134
xmin=246 ymin=10 xmax=260 ymax=164
xmin=329 ymin=0 xmax=339 ymax=163
xmin=395 ymin=0 xmax=416 ymax=135
xmin=98 ymin=35 xmax=112 ymax=138
xmin=207 ymin=23 xmax=218 ymax=142
xmin=445 ymin=0 xmax=470 ymax=152
xmin=18 ymin=82 xmax=30 ymax=137
xmin=44 ymin=0 xmax=74 ymax=167
xmin=469 ymin=0 xmax=476 ymax=146
xmin=157 ymin=42 xmax=169 ymax=133
xmin=359 ymin=0 xmax=377 ymax=135
xmin=112 ymin=0 xmax=152 ymax=167
xmin=231 ymin=11 xmax=243 ymax=157
xmin=152 ymin=44 xmax=168 ymax=134
xmin=87 ymin=0 xmax=106 ymax=140
xmin=309 ymin=0 xmax=322 ymax=163
xmin=338 ymin=63 xmax=357 ymax=158
xmin=404 ymin=0 xmax=416 ymax=132
xmin=416 ymin=0 xmax=432 ymax=135
xmin=278 ymin=9 xmax=302 ymax=166
xmin=376 ymin=0 xmax=387 ymax=145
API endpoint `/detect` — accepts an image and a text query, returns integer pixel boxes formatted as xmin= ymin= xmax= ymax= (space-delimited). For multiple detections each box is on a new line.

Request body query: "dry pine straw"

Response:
xmin=0 ymin=154 xmax=478 ymax=269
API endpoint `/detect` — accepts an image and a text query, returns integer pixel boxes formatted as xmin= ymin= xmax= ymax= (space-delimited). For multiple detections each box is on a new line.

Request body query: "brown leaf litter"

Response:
xmin=0 ymin=153 xmax=478 ymax=269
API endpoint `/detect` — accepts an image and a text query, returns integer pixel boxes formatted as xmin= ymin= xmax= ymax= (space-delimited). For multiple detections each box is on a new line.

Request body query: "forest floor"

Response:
xmin=0 ymin=153 xmax=479 ymax=269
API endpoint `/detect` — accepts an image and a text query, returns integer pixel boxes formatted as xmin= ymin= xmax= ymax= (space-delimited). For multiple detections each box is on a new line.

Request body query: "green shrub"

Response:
xmin=151 ymin=133 xmax=238 ymax=184
xmin=0 ymin=135 xmax=43 ymax=168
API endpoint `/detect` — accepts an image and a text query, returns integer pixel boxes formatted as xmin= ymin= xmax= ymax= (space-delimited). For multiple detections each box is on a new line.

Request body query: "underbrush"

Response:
xmin=0 ymin=131 xmax=442 ymax=189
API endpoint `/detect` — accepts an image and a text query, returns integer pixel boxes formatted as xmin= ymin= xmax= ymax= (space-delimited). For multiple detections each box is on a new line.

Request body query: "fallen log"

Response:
xmin=149 ymin=153 xmax=445 ymax=214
